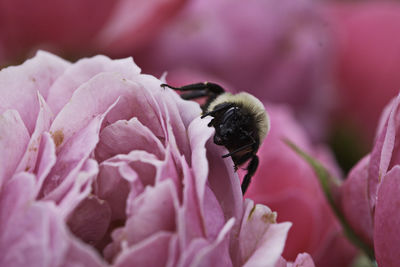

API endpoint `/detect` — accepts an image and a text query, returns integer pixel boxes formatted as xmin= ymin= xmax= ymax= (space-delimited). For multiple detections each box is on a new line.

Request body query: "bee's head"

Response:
xmin=210 ymin=106 xmax=259 ymax=158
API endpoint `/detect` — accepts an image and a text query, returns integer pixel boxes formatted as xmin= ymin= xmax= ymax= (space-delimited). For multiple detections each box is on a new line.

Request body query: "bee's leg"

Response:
xmin=180 ymin=90 xmax=209 ymax=100
xmin=241 ymin=155 xmax=259 ymax=195
xmin=161 ymin=82 xmax=225 ymax=95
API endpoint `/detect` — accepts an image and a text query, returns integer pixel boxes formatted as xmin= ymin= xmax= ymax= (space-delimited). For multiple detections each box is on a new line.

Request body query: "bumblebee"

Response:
xmin=161 ymin=82 xmax=270 ymax=195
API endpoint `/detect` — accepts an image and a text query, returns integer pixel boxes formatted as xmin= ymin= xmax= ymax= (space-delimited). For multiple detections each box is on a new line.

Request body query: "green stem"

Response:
xmin=284 ymin=139 xmax=375 ymax=260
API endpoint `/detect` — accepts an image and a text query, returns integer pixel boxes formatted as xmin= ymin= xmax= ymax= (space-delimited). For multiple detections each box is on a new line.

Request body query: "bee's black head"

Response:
xmin=207 ymin=104 xmax=260 ymax=165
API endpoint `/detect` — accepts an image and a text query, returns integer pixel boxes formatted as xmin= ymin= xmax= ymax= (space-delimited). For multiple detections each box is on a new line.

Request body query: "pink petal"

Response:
xmin=0 ymin=172 xmax=105 ymax=267
xmin=374 ymin=166 xmax=400 ymax=267
xmin=95 ymin=118 xmax=165 ymax=162
xmin=67 ymin=195 xmax=111 ymax=247
xmin=95 ymin=161 xmax=138 ymax=222
xmin=105 ymin=150 xmax=161 ymax=187
xmin=189 ymin=219 xmax=235 ymax=267
xmin=0 ymin=51 xmax=69 ymax=133
xmin=0 ymin=110 xmax=30 ymax=187
xmin=155 ymin=148 xmax=181 ymax=191
xmin=206 ymin=140 xmax=243 ymax=223
xmin=124 ymin=180 xmax=177 ymax=245
xmin=50 ymin=72 xmax=164 ymax=149
xmin=34 ymin=132 xmax=57 ymax=195
xmin=41 ymin=112 xmax=105 ymax=200
xmin=187 ymin=117 xmax=214 ymax=219
xmin=47 ymin=55 xmax=141 ymax=115
xmin=0 ymin=172 xmax=36 ymax=231
xmin=113 ymin=232 xmax=174 ymax=267
xmin=290 ymin=253 xmax=315 ymax=267
xmin=176 ymin=239 xmax=209 ymax=267
xmin=106 ymin=179 xmax=178 ymax=260
xmin=341 ymin=156 xmax=373 ymax=245
xmin=177 ymin=156 xmax=205 ymax=246
xmin=0 ymin=173 xmax=68 ymax=267
xmin=138 ymin=75 xmax=194 ymax=160
xmin=239 ymin=200 xmax=291 ymax=267
xmin=16 ymin=92 xmax=53 ymax=174
xmin=56 ymin=159 xmax=99 ymax=219
xmin=63 ymin=237 xmax=106 ymax=267
xmin=368 ymin=93 xmax=400 ymax=209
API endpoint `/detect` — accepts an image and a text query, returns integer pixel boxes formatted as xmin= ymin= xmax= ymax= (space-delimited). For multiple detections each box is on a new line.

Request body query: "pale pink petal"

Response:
xmin=124 ymin=180 xmax=177 ymax=245
xmin=187 ymin=117 xmax=214 ymax=219
xmin=138 ymin=75 xmax=193 ymax=160
xmin=56 ymin=159 xmax=99 ymax=219
xmin=50 ymin=72 xmax=164 ymax=149
xmin=203 ymin=185 xmax=227 ymax=241
xmin=113 ymin=232 xmax=174 ymax=267
xmin=166 ymin=235 xmax=180 ymax=267
xmin=41 ymin=113 xmax=105 ymax=199
xmin=177 ymin=156 xmax=205 ymax=247
xmin=63 ymin=237 xmax=106 ymax=267
xmin=47 ymin=55 xmax=141 ymax=115
xmin=176 ymin=239 xmax=209 ymax=267
xmin=105 ymin=150 xmax=161 ymax=187
xmin=374 ymin=166 xmax=400 ymax=267
xmin=0 ymin=173 xmax=69 ymax=267
xmin=16 ymin=92 xmax=53 ymax=174
xmin=289 ymin=253 xmax=315 ymax=267
xmin=0 ymin=51 xmax=69 ymax=133
xmin=95 ymin=118 xmax=165 ymax=162
xmin=0 ymin=109 xmax=30 ymax=187
xmin=67 ymin=195 xmax=111 ymax=247
xmin=190 ymin=219 xmax=235 ymax=267
xmin=95 ymin=161 xmax=138 ymax=222
xmin=275 ymin=257 xmax=288 ymax=267
xmin=239 ymin=200 xmax=291 ymax=267
xmin=166 ymin=82 xmax=203 ymax=128
xmin=206 ymin=141 xmax=243 ymax=222
xmin=341 ymin=156 xmax=373 ymax=245
xmin=155 ymin=148 xmax=181 ymax=191
xmin=0 ymin=172 xmax=36 ymax=231
xmin=105 ymin=178 xmax=178 ymax=260
xmin=0 ymin=172 xmax=105 ymax=267
xmin=368 ymin=94 xmax=400 ymax=209
xmin=34 ymin=132 xmax=57 ymax=195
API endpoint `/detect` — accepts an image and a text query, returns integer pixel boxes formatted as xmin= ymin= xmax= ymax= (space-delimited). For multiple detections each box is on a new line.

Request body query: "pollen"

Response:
xmin=51 ymin=129 xmax=64 ymax=148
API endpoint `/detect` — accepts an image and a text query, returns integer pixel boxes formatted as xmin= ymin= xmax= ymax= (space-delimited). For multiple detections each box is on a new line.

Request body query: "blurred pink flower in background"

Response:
xmin=135 ymin=0 xmax=335 ymax=141
xmin=244 ymin=104 xmax=357 ymax=267
xmin=339 ymin=93 xmax=400 ymax=267
xmin=0 ymin=0 xmax=187 ymax=65
xmin=0 ymin=51 xmax=313 ymax=267
xmin=324 ymin=1 xmax=400 ymax=145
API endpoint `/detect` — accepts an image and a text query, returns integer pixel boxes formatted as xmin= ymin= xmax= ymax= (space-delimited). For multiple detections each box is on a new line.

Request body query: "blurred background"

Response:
xmin=1 ymin=0 xmax=399 ymax=265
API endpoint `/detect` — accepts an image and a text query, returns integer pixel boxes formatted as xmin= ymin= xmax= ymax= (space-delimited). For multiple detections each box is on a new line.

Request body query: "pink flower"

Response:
xmin=339 ymin=93 xmax=400 ymax=266
xmin=244 ymin=104 xmax=357 ymax=267
xmin=323 ymin=1 xmax=400 ymax=144
xmin=0 ymin=51 xmax=297 ymax=266
xmin=135 ymin=0 xmax=335 ymax=141
xmin=0 ymin=0 xmax=186 ymax=65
